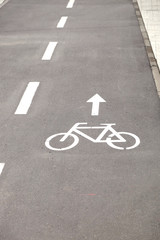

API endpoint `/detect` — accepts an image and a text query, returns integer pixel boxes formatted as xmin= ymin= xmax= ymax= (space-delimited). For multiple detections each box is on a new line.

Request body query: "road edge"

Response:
xmin=132 ymin=0 xmax=160 ymax=98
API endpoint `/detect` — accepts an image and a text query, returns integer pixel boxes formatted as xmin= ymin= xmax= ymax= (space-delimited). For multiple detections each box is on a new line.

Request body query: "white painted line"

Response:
xmin=57 ymin=16 xmax=68 ymax=28
xmin=0 ymin=163 xmax=5 ymax=175
xmin=42 ymin=42 xmax=58 ymax=61
xmin=15 ymin=82 xmax=40 ymax=115
xmin=66 ymin=0 xmax=75 ymax=8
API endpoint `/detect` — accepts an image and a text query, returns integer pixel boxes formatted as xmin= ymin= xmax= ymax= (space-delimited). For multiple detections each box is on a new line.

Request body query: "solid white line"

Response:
xmin=15 ymin=82 xmax=40 ymax=115
xmin=57 ymin=16 xmax=68 ymax=28
xmin=42 ymin=42 xmax=58 ymax=61
xmin=66 ymin=0 xmax=75 ymax=8
xmin=0 ymin=163 xmax=5 ymax=175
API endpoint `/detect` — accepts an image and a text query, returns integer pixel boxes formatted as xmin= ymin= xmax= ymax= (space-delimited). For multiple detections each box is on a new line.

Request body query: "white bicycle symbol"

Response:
xmin=45 ymin=122 xmax=140 ymax=151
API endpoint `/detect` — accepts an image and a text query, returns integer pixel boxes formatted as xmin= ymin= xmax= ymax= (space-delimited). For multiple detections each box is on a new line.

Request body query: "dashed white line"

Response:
xmin=66 ymin=0 xmax=75 ymax=8
xmin=0 ymin=163 xmax=5 ymax=175
xmin=15 ymin=82 xmax=40 ymax=115
xmin=57 ymin=16 xmax=68 ymax=28
xmin=42 ymin=42 xmax=58 ymax=61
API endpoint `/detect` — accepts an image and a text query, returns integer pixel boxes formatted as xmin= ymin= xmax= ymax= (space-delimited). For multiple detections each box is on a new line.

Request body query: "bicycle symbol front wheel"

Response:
xmin=106 ymin=132 xmax=140 ymax=150
xmin=45 ymin=133 xmax=79 ymax=151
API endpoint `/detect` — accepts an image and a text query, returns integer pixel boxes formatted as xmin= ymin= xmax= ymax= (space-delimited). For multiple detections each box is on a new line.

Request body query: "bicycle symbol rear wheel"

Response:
xmin=45 ymin=133 xmax=79 ymax=151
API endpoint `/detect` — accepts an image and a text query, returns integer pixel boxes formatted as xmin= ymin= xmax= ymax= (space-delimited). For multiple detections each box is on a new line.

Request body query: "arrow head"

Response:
xmin=87 ymin=94 xmax=106 ymax=103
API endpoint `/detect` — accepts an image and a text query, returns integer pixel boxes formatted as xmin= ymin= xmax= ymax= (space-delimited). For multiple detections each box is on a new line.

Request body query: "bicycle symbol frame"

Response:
xmin=45 ymin=122 xmax=140 ymax=151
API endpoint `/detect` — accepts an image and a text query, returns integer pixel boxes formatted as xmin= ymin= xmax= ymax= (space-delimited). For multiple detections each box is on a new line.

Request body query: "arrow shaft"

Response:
xmin=91 ymin=102 xmax=100 ymax=116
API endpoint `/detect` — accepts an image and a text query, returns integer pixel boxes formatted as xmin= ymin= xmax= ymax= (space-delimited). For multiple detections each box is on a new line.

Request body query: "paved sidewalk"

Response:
xmin=137 ymin=0 xmax=160 ymax=70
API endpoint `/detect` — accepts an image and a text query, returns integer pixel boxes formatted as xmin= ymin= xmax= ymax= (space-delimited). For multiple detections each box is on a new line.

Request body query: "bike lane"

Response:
xmin=0 ymin=0 xmax=160 ymax=240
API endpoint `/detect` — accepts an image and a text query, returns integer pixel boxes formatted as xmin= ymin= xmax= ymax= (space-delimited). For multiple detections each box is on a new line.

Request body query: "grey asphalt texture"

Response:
xmin=0 ymin=0 xmax=160 ymax=239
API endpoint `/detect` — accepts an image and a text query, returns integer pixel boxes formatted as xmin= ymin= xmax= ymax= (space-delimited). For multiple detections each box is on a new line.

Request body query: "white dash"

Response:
xmin=42 ymin=42 xmax=58 ymax=60
xmin=66 ymin=0 xmax=75 ymax=8
xmin=0 ymin=163 xmax=5 ymax=175
xmin=57 ymin=16 xmax=68 ymax=28
xmin=15 ymin=82 xmax=40 ymax=115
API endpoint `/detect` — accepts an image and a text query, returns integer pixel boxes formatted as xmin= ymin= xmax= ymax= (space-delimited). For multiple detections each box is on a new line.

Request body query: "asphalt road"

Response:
xmin=0 ymin=0 xmax=160 ymax=239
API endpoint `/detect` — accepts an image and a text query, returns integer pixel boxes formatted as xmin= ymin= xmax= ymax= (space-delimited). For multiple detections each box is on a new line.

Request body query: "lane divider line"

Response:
xmin=66 ymin=0 xmax=75 ymax=8
xmin=0 ymin=163 xmax=5 ymax=175
xmin=15 ymin=82 xmax=40 ymax=115
xmin=42 ymin=42 xmax=58 ymax=61
xmin=57 ymin=16 xmax=68 ymax=28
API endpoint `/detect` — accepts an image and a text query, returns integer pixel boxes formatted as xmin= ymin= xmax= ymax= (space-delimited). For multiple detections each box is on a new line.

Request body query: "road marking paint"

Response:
xmin=42 ymin=42 xmax=58 ymax=60
xmin=57 ymin=16 xmax=68 ymax=28
xmin=0 ymin=0 xmax=5 ymax=4
xmin=15 ymin=82 xmax=40 ymax=115
xmin=0 ymin=163 xmax=5 ymax=175
xmin=66 ymin=0 xmax=75 ymax=8
xmin=87 ymin=94 xmax=106 ymax=116
xmin=45 ymin=122 xmax=140 ymax=151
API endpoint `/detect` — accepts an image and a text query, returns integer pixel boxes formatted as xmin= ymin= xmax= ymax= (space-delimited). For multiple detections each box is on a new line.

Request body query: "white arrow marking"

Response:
xmin=87 ymin=94 xmax=106 ymax=116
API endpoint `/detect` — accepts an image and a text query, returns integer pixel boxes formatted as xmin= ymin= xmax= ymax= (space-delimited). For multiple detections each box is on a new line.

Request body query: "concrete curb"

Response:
xmin=133 ymin=0 xmax=160 ymax=98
